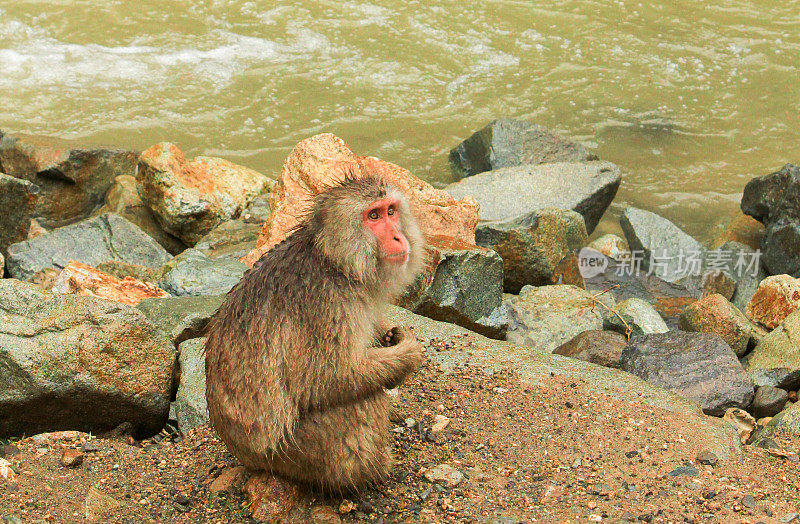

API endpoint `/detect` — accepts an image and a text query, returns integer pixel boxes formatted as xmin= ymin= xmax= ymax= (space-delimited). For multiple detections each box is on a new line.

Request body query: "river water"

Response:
xmin=1 ymin=1 xmax=798 ymax=241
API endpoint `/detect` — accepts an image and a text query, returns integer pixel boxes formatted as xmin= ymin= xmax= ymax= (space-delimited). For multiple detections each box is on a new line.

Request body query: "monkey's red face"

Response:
xmin=363 ymin=197 xmax=409 ymax=263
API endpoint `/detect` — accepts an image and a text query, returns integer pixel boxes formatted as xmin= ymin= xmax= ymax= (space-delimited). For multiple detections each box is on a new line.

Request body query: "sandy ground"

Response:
xmin=1 ymin=351 xmax=798 ymax=524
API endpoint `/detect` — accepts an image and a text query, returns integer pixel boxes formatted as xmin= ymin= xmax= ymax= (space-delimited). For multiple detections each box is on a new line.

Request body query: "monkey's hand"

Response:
xmin=382 ymin=327 xmax=402 ymax=347
xmin=378 ymin=327 xmax=424 ymax=389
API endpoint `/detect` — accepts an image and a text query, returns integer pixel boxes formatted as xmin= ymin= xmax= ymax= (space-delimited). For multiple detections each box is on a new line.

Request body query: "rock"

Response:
xmin=50 ymin=261 xmax=169 ymax=305
xmin=604 ymin=297 xmax=669 ymax=336
xmin=713 ymin=212 xmax=764 ymax=251
xmin=423 ymin=464 xmax=464 ymax=488
xmin=241 ymin=192 xmax=273 ymax=224
xmin=174 ymin=338 xmax=208 ymax=434
xmin=0 ymin=172 xmax=38 ymax=255
xmin=746 ymin=274 xmax=800 ymax=329
xmin=475 ymin=208 xmax=588 ymax=293
xmin=751 ymin=386 xmax=788 ymax=418
xmin=5 ymin=213 xmax=171 ymax=281
xmin=551 ymin=252 xmax=586 ymax=288
xmin=157 ymin=249 xmax=247 ymax=297
xmin=553 ymin=330 xmax=628 ymax=369
xmin=679 ymin=294 xmax=757 ymax=357
xmin=95 ymin=175 xmax=186 ymax=255
xmin=194 ymin=219 xmax=262 ymax=262
xmin=60 ymin=449 xmax=84 ymax=468
xmin=742 ymin=309 xmax=800 ymax=389
xmin=588 ymin=234 xmax=630 ymax=260
xmin=741 ymin=164 xmax=800 ymax=275
xmin=667 ymin=465 xmax=698 ymax=477
xmin=751 ymin=400 xmax=800 ymax=444
xmin=244 ymin=473 xmax=300 ymax=523
xmin=446 ymin=161 xmax=620 ymax=235
xmin=210 ymin=466 xmax=248 ymax=496
xmin=0 ymin=279 xmax=175 ymax=438
xmin=0 ymin=458 xmax=17 ymax=483
xmin=399 ymin=236 xmax=506 ymax=339
xmin=137 ymin=142 xmax=271 ymax=245
xmin=696 ymin=450 xmax=718 ymax=466
xmin=505 ymin=285 xmax=606 ymax=352
xmin=448 ymin=119 xmax=598 ymax=178
xmin=136 ymin=294 xmax=225 ymax=347
xmin=621 ymin=331 xmax=754 ymax=416
xmin=243 ymin=133 xmax=479 ymax=265
xmin=431 ymin=415 xmax=450 ymax=433
xmin=27 ymin=219 xmax=47 ymax=240
xmin=95 ymin=260 xmax=158 ymax=284
xmin=723 ymin=408 xmax=757 ymax=444
xmin=675 ymin=265 xmax=736 ymax=302
xmin=0 ymin=131 xmax=139 ymax=228
xmin=619 ymin=207 xmax=705 ymax=282
xmin=84 ymin=486 xmax=125 ymax=522
xmin=583 ymin=254 xmax=697 ymax=328
xmin=718 ymin=242 xmax=767 ymax=312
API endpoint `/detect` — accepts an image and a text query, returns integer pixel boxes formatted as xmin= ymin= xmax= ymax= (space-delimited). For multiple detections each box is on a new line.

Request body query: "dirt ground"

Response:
xmin=1 ymin=351 xmax=799 ymax=524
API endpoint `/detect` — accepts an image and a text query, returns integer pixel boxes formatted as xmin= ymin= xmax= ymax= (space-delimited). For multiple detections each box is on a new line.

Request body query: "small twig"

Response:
xmin=588 ymin=285 xmax=632 ymax=341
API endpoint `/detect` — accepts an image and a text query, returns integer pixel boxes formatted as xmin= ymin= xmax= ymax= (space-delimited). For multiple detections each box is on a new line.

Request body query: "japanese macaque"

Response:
xmin=205 ymin=174 xmax=425 ymax=492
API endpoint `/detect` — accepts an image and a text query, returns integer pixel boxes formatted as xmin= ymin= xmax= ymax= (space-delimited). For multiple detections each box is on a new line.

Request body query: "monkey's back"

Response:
xmin=204 ymin=227 xmax=376 ymax=467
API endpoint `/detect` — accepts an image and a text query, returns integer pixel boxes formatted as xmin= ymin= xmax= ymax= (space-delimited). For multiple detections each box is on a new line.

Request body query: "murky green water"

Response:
xmin=1 ymin=1 xmax=798 ymax=241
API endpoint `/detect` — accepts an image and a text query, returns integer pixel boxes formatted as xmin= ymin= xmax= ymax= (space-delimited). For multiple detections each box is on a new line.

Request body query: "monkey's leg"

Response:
xmin=271 ymin=393 xmax=393 ymax=493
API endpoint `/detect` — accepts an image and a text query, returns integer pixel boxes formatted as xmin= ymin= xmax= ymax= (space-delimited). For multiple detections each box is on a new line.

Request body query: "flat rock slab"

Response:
xmin=621 ymin=331 xmax=754 ymax=417
xmin=387 ymin=306 xmax=741 ymax=461
xmin=137 ymin=294 xmax=225 ymax=347
xmin=157 ymin=249 xmax=247 ymax=297
xmin=445 ymin=161 xmax=620 ymax=234
xmin=0 ymin=279 xmax=175 ymax=438
xmin=174 ymin=338 xmax=209 ymax=435
xmin=5 ymin=213 xmax=171 ymax=281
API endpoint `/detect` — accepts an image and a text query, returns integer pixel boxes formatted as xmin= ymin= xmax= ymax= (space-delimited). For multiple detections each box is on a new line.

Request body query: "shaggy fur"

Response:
xmin=205 ymin=175 xmax=425 ymax=492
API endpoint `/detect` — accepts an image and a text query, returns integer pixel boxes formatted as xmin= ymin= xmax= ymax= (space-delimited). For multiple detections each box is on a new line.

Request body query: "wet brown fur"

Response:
xmin=205 ymin=174 xmax=425 ymax=492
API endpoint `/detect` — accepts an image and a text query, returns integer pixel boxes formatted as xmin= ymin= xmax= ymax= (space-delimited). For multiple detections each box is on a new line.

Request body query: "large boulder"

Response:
xmin=717 ymin=241 xmax=766 ymax=312
xmin=751 ymin=386 xmax=788 ymax=419
xmin=712 ymin=212 xmax=764 ymax=251
xmin=174 ymin=338 xmax=209 ymax=435
xmin=505 ymin=284 xmax=606 ymax=352
xmin=619 ymin=207 xmax=705 ymax=282
xmin=137 ymin=143 xmax=272 ymax=246
xmin=445 ymin=161 xmax=620 ymax=235
xmin=157 ymin=249 xmax=247 ymax=297
xmin=5 ymin=213 xmax=171 ymax=281
xmin=475 ymin=208 xmax=588 ymax=293
xmin=742 ymin=309 xmax=800 ymax=390
xmin=95 ymin=175 xmax=186 ymax=255
xmin=448 ymin=119 xmax=598 ymax=178
xmin=0 ymin=131 xmax=138 ymax=228
xmin=741 ymin=163 xmax=800 ymax=275
xmin=137 ymin=294 xmax=225 ymax=347
xmin=242 ymin=134 xmax=479 ymax=266
xmin=553 ymin=330 xmax=628 ymax=369
xmin=604 ymin=297 xmax=669 ymax=336
xmin=679 ymin=294 xmax=758 ymax=357
xmin=399 ymin=236 xmax=506 ymax=339
xmin=50 ymin=261 xmax=169 ymax=306
xmin=621 ymin=331 xmax=754 ymax=416
xmin=745 ymin=274 xmax=800 ymax=329
xmin=0 ymin=172 xmax=38 ymax=255
xmin=0 ymin=279 xmax=175 ymax=438
xmin=194 ymin=219 xmax=262 ymax=262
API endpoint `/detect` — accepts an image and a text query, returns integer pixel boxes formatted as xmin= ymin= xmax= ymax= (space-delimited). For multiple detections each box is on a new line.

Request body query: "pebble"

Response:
xmin=423 ymin=464 xmax=464 ymax=488
xmin=741 ymin=495 xmax=756 ymax=508
xmin=431 ymin=414 xmax=450 ymax=433
xmin=668 ymin=465 xmax=699 ymax=477
xmin=60 ymin=449 xmax=84 ymax=468
xmin=339 ymin=499 xmax=357 ymax=514
xmin=405 ymin=417 xmax=416 ymax=428
xmin=2 ymin=516 xmax=22 ymax=524
xmin=696 ymin=450 xmax=718 ymax=466
xmin=782 ymin=513 xmax=799 ymax=523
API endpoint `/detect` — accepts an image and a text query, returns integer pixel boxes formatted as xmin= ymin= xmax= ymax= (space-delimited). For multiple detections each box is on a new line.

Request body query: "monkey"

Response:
xmin=204 ymin=173 xmax=426 ymax=493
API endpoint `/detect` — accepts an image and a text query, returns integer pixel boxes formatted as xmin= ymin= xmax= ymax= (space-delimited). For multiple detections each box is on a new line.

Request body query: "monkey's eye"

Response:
xmin=368 ymin=209 xmax=380 ymax=220
xmin=387 ymin=205 xmax=395 ymax=216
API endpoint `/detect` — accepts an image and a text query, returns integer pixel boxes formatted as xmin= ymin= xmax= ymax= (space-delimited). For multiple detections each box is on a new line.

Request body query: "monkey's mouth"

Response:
xmin=383 ymin=251 xmax=409 ymax=263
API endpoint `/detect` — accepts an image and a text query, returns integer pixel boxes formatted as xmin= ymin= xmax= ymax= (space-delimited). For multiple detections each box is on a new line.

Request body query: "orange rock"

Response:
xmin=241 ymin=134 xmax=479 ymax=266
xmin=713 ymin=212 xmax=765 ymax=250
xmin=51 ymin=261 xmax=169 ymax=306
xmin=244 ymin=473 xmax=300 ymax=523
xmin=210 ymin=466 xmax=248 ymax=496
xmin=746 ymin=274 xmax=800 ymax=329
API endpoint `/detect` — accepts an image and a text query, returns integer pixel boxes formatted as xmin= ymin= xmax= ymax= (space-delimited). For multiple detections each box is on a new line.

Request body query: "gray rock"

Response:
xmin=157 ymin=249 xmax=247 ymax=297
xmin=741 ymin=164 xmax=800 ymax=275
xmin=194 ymin=219 xmax=262 ymax=262
xmin=742 ymin=309 xmax=800 ymax=390
xmin=553 ymin=329 xmax=628 ymax=369
xmin=5 ymin=213 xmax=171 ymax=281
xmin=621 ymin=331 xmax=754 ymax=416
xmin=620 ymin=207 xmax=706 ymax=282
xmin=0 ymin=173 xmax=38 ymax=255
xmin=0 ymin=279 xmax=175 ymax=438
xmin=446 ymin=161 xmax=620 ymax=234
xmin=475 ymin=208 xmax=588 ymax=293
xmin=388 ymin=306 xmax=740 ymax=461
xmin=448 ymin=119 xmax=598 ymax=179
xmin=400 ymin=239 xmax=506 ymax=339
xmin=423 ymin=464 xmax=464 ymax=488
xmin=174 ymin=338 xmax=209 ymax=434
xmin=751 ymin=386 xmax=788 ymax=418
xmin=750 ymin=400 xmax=800 ymax=444
xmin=136 ymin=294 xmax=225 ymax=347
xmin=505 ymin=284 xmax=607 ymax=352
xmin=241 ymin=192 xmax=273 ymax=224
xmin=0 ymin=130 xmax=139 ymax=228
xmin=716 ymin=241 xmax=766 ymax=312
xmin=604 ymin=297 xmax=669 ymax=336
